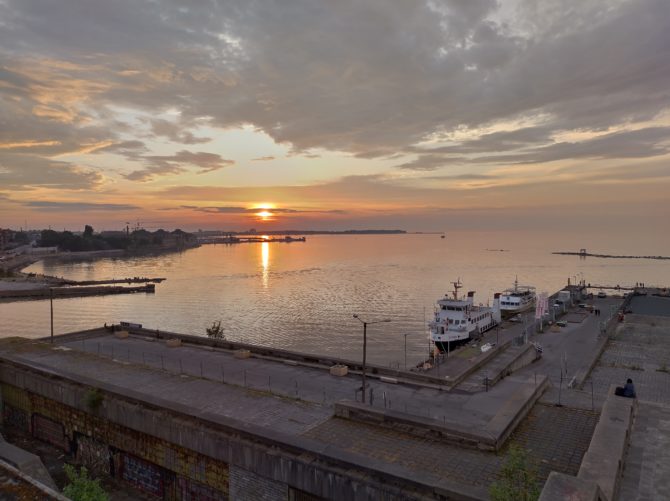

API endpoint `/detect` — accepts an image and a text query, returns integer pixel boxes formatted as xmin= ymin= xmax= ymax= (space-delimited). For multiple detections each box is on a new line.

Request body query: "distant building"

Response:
xmin=0 ymin=229 xmax=13 ymax=250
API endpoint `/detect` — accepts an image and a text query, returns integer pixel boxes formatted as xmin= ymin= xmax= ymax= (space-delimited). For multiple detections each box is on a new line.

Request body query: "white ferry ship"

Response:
xmin=429 ymin=280 xmax=501 ymax=352
xmin=500 ymin=278 xmax=536 ymax=314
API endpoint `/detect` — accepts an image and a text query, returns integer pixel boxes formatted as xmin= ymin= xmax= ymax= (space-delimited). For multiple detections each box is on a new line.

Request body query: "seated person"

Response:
xmin=614 ymin=378 xmax=636 ymax=398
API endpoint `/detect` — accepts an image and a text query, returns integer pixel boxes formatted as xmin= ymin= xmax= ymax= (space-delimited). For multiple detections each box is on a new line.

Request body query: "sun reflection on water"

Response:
xmin=261 ymin=241 xmax=270 ymax=287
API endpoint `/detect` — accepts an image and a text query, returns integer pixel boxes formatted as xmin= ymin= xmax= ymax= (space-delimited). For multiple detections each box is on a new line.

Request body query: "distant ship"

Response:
xmin=429 ymin=280 xmax=501 ymax=352
xmin=499 ymin=278 xmax=536 ymax=314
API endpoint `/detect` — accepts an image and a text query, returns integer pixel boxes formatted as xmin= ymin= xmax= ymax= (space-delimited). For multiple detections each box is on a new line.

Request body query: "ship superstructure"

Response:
xmin=429 ymin=280 xmax=501 ymax=352
xmin=500 ymin=277 xmax=536 ymax=314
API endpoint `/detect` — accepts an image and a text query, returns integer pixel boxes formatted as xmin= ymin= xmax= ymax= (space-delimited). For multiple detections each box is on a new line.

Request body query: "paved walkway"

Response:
xmin=0 ymin=331 xmax=545 ymax=435
xmin=619 ymin=401 xmax=670 ymax=501
xmin=303 ymin=403 xmax=598 ymax=489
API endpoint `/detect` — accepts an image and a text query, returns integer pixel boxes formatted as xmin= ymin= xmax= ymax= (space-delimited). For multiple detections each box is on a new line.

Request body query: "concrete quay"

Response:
xmin=3 ymin=286 xmax=667 ymax=500
xmin=0 ymin=325 xmax=595 ymax=500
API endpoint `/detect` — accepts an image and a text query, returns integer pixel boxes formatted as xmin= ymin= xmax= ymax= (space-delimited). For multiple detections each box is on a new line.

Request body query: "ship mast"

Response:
xmin=451 ymin=279 xmax=462 ymax=300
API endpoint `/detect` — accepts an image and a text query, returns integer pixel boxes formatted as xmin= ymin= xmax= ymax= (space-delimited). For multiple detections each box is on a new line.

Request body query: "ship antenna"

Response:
xmin=451 ymin=278 xmax=462 ymax=300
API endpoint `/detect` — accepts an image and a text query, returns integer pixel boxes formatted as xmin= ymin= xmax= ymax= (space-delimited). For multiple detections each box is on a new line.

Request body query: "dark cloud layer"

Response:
xmin=180 ymin=205 xmax=345 ymax=215
xmin=125 ymin=151 xmax=235 ymax=181
xmin=23 ymin=201 xmax=140 ymax=212
xmin=1 ymin=0 xmax=669 ymax=192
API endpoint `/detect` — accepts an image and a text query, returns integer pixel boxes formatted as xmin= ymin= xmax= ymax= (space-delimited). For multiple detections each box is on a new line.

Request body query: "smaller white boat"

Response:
xmin=500 ymin=277 xmax=536 ymax=314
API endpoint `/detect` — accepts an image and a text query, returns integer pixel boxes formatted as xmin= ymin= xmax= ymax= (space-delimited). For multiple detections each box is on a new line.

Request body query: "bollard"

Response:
xmin=179 ymin=359 xmax=183 ymax=374
xmin=127 ymin=347 xmax=130 ymax=361
xmin=161 ymin=355 xmax=164 ymax=370
xmin=200 ymin=361 xmax=203 ymax=378
xmin=268 ymin=375 xmax=271 ymax=392
xmin=221 ymin=367 xmax=225 ymax=383
xmin=244 ymin=370 xmax=247 ymax=387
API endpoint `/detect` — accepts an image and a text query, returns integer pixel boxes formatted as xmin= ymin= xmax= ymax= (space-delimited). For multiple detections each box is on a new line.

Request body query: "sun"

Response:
xmin=256 ymin=210 xmax=273 ymax=220
xmin=252 ymin=203 xmax=275 ymax=222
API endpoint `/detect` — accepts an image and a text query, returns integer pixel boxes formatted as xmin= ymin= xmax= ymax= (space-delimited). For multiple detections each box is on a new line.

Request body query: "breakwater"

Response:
xmin=0 ymin=283 xmax=155 ymax=301
xmin=554 ymin=251 xmax=670 ymax=260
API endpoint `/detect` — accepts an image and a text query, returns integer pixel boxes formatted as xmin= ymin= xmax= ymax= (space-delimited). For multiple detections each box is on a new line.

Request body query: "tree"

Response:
xmin=489 ymin=444 xmax=540 ymax=501
xmin=83 ymin=225 xmax=94 ymax=238
xmin=62 ymin=464 xmax=109 ymax=501
xmin=206 ymin=320 xmax=225 ymax=339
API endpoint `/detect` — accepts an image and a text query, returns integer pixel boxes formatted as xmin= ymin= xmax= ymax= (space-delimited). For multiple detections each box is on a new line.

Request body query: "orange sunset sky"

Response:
xmin=1 ymin=0 xmax=670 ymax=234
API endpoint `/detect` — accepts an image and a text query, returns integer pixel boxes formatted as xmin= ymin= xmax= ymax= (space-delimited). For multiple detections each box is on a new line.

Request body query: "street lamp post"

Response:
xmin=49 ymin=288 xmax=54 ymax=343
xmin=353 ymin=314 xmax=390 ymax=404
xmin=403 ymin=333 xmax=411 ymax=370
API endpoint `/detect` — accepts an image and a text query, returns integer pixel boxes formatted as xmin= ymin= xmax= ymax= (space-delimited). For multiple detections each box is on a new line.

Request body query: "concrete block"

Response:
xmin=166 ymin=338 xmax=182 ymax=348
xmin=540 ymin=472 xmax=607 ymax=501
xmin=234 ymin=349 xmax=251 ymax=359
xmin=283 ymin=360 xmax=298 ymax=366
xmin=114 ymin=330 xmax=129 ymax=339
xmin=329 ymin=364 xmax=348 ymax=376
xmin=379 ymin=376 xmax=398 ymax=384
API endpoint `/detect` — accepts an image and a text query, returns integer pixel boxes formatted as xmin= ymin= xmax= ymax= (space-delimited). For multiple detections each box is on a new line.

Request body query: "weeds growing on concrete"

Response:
xmin=84 ymin=388 xmax=104 ymax=412
xmin=489 ymin=444 xmax=540 ymax=501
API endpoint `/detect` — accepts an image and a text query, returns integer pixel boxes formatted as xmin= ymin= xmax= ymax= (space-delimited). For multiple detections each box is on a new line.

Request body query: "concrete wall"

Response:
xmin=0 ymin=358 xmax=484 ymax=501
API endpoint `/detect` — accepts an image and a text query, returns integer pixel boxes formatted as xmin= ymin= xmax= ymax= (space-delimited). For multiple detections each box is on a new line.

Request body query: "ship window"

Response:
xmin=440 ymin=327 xmax=444 ymax=334
xmin=441 ymin=305 xmax=446 ymax=310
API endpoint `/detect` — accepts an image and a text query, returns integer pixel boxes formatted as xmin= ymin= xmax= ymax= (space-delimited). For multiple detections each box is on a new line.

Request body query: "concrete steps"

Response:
xmin=456 ymin=343 xmax=539 ymax=393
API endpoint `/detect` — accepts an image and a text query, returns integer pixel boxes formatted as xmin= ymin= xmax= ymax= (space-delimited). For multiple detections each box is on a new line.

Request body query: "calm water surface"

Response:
xmin=2 ymin=232 xmax=669 ymax=367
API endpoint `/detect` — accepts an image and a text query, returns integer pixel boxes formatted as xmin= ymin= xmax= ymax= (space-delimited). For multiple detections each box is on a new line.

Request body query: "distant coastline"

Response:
xmin=200 ymin=229 xmax=408 ymax=236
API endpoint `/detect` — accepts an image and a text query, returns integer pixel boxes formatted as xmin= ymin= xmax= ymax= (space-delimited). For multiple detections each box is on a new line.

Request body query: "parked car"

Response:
xmin=556 ymin=320 xmax=568 ymax=327
xmin=597 ymin=291 xmax=607 ymax=298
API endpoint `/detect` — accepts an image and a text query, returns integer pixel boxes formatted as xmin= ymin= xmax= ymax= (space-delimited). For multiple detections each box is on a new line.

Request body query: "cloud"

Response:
xmin=179 ymin=205 xmax=345 ymax=214
xmin=252 ymin=156 xmax=275 ymax=162
xmin=148 ymin=119 xmax=211 ymax=144
xmin=0 ymin=0 xmax=669 ymax=213
xmin=22 ymin=201 xmax=140 ymax=212
xmin=0 ymin=154 xmax=103 ymax=190
xmin=1 ymin=0 xmax=667 ymax=162
xmin=124 ymin=150 xmax=235 ymax=181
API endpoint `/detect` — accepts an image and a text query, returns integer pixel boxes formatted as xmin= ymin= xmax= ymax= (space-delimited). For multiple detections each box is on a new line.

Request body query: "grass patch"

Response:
xmin=454 ymin=346 xmax=480 ymax=359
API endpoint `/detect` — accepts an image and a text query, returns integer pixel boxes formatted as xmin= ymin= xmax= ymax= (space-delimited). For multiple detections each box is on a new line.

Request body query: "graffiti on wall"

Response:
xmin=120 ymin=452 xmax=164 ymax=497
xmin=76 ymin=434 xmax=110 ymax=476
xmin=177 ymin=476 xmax=228 ymax=501
xmin=32 ymin=414 xmax=68 ymax=451
xmin=3 ymin=405 xmax=30 ymax=432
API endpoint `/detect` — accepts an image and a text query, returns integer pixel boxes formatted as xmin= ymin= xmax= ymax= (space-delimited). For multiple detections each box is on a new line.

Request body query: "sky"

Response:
xmin=1 ymin=0 xmax=669 ymax=234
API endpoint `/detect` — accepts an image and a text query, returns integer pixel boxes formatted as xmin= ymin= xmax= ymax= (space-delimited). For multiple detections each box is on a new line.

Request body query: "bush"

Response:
xmin=206 ymin=320 xmax=225 ymax=340
xmin=84 ymin=389 xmax=103 ymax=412
xmin=62 ymin=464 xmax=109 ymax=501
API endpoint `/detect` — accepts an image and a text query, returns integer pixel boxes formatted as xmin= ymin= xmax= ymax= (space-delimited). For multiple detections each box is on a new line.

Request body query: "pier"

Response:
xmin=0 ymin=283 xmax=156 ymax=300
xmin=57 ymin=276 xmax=166 ymax=286
xmin=198 ymin=235 xmax=306 ymax=245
